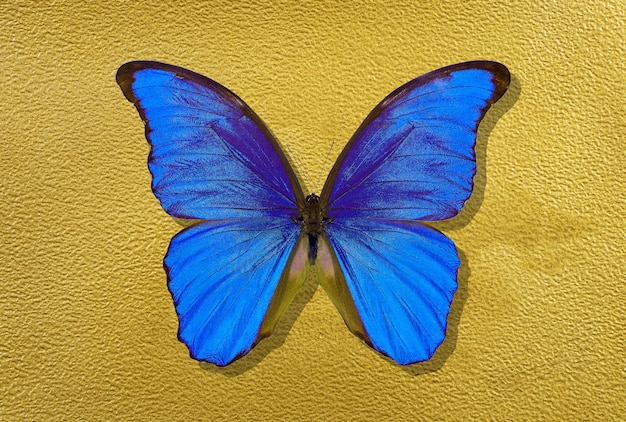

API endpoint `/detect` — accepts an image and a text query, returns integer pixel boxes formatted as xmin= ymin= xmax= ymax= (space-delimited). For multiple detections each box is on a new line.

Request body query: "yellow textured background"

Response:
xmin=1 ymin=1 xmax=624 ymax=420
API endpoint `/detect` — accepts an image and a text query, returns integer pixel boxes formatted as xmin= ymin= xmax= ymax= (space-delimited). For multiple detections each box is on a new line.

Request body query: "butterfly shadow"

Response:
xmin=401 ymin=74 xmax=520 ymax=376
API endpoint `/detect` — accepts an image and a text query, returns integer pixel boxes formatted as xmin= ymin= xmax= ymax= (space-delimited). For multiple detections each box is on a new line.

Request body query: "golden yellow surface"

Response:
xmin=1 ymin=1 xmax=624 ymax=420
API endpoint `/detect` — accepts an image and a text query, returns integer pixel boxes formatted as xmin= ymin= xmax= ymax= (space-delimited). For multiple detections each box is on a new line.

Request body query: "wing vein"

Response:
xmin=206 ymin=123 xmax=297 ymax=206
xmin=328 ymin=125 xmax=416 ymax=207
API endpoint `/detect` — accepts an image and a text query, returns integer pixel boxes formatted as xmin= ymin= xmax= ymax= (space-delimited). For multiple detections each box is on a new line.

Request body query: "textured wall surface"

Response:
xmin=1 ymin=1 xmax=624 ymax=420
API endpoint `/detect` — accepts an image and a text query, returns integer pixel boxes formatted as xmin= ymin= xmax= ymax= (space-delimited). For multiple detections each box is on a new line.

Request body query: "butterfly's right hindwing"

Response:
xmin=165 ymin=219 xmax=302 ymax=366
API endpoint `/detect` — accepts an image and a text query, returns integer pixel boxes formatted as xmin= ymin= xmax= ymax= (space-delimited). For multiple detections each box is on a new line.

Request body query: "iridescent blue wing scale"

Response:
xmin=117 ymin=61 xmax=307 ymax=366
xmin=320 ymin=61 xmax=510 ymax=364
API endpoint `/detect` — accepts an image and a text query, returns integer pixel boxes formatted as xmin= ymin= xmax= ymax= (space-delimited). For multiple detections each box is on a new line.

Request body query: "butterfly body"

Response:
xmin=117 ymin=60 xmax=510 ymax=366
xmin=296 ymin=193 xmax=330 ymax=264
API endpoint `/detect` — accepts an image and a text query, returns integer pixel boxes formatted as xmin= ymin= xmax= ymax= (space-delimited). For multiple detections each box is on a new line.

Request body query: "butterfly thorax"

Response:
xmin=300 ymin=193 xmax=325 ymax=231
xmin=297 ymin=193 xmax=330 ymax=264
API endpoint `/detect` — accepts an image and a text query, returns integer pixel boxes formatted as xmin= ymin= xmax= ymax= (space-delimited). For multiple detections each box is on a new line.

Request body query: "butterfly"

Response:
xmin=117 ymin=60 xmax=510 ymax=366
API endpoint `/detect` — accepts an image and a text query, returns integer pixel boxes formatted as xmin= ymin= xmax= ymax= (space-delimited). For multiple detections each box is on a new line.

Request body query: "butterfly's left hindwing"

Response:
xmin=166 ymin=219 xmax=302 ymax=366
xmin=324 ymin=219 xmax=459 ymax=365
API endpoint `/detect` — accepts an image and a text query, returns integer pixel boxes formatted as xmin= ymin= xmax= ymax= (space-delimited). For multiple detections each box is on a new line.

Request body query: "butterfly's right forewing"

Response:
xmin=322 ymin=61 xmax=510 ymax=221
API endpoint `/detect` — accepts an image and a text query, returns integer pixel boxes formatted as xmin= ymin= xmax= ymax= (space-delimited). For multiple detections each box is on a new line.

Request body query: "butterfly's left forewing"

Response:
xmin=320 ymin=61 xmax=510 ymax=364
xmin=117 ymin=61 xmax=304 ymax=220
xmin=117 ymin=62 xmax=307 ymax=365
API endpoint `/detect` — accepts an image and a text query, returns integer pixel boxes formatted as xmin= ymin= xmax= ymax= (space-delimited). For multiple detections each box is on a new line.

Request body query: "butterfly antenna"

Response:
xmin=315 ymin=140 xmax=335 ymax=193
xmin=285 ymin=144 xmax=311 ymax=190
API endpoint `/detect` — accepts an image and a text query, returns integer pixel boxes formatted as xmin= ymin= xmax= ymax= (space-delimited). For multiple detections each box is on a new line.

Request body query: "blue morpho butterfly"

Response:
xmin=117 ymin=60 xmax=510 ymax=366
